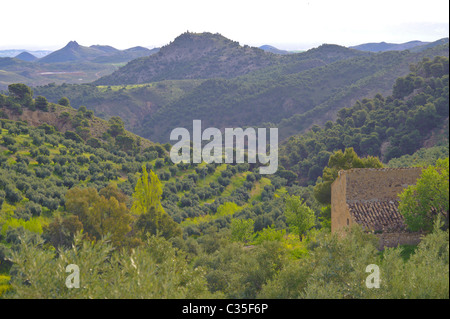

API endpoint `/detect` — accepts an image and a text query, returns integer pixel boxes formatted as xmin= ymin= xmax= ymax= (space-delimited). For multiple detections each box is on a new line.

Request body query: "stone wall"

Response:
xmin=376 ymin=232 xmax=423 ymax=250
xmin=344 ymin=168 xmax=423 ymax=203
xmin=331 ymin=171 xmax=353 ymax=233
xmin=331 ymin=168 xmax=424 ymax=249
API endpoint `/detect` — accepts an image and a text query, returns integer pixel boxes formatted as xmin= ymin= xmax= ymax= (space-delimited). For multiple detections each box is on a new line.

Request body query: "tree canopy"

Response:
xmin=313 ymin=148 xmax=383 ymax=205
xmin=399 ymin=158 xmax=449 ymax=232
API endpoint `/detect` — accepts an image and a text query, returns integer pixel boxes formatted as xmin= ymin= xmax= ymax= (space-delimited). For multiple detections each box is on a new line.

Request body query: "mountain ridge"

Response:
xmin=259 ymin=45 xmax=291 ymax=55
xmin=14 ymin=51 xmax=38 ymax=62
xmin=38 ymin=41 xmax=155 ymax=64
xmin=94 ymin=32 xmax=283 ymax=85
xmin=349 ymin=38 xmax=449 ymax=52
xmin=33 ymin=40 xmax=448 ymax=144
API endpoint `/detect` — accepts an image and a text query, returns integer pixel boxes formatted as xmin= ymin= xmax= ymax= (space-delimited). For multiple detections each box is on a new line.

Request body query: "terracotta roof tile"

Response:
xmin=348 ymin=200 xmax=406 ymax=232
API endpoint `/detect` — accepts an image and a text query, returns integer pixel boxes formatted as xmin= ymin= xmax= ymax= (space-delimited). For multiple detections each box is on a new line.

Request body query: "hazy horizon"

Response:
xmin=0 ymin=0 xmax=448 ymax=52
xmin=1 ymin=34 xmax=448 ymax=54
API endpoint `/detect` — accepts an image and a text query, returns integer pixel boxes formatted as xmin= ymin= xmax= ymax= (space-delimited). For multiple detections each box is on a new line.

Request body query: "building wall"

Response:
xmin=376 ymin=232 xmax=423 ymax=250
xmin=331 ymin=168 xmax=423 ymax=248
xmin=344 ymin=168 xmax=423 ymax=203
xmin=331 ymin=171 xmax=353 ymax=233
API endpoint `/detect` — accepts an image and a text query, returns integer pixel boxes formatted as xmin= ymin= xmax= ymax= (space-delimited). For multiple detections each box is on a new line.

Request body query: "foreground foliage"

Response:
xmin=2 ymin=223 xmax=448 ymax=299
xmin=5 ymin=234 xmax=216 ymax=299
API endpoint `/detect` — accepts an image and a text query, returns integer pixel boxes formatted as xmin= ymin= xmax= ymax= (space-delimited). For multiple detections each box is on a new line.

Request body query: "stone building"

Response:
xmin=331 ymin=167 xmax=424 ymax=249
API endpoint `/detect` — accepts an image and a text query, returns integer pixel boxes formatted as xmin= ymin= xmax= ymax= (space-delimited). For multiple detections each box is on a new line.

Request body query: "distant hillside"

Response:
xmin=138 ymin=48 xmax=433 ymax=142
xmin=351 ymin=39 xmax=450 ymax=53
xmin=14 ymin=52 xmax=38 ymax=62
xmin=33 ymin=42 xmax=448 ymax=144
xmin=91 ymin=47 xmax=160 ymax=63
xmin=33 ymin=79 xmax=205 ymax=129
xmin=0 ymin=57 xmax=30 ymax=69
xmin=259 ymin=45 xmax=291 ymax=55
xmin=35 ymin=42 xmax=371 ymax=137
xmin=350 ymin=40 xmax=430 ymax=52
xmin=0 ymin=42 xmax=158 ymax=89
xmin=409 ymin=38 xmax=450 ymax=52
xmin=38 ymin=41 xmax=101 ymax=63
xmin=90 ymin=45 xmax=120 ymax=54
xmin=0 ymin=58 xmax=39 ymax=89
xmin=0 ymin=49 xmax=52 ymax=58
xmin=0 ymin=85 xmax=154 ymax=150
xmin=278 ymin=41 xmax=449 ymax=138
xmin=38 ymin=41 xmax=155 ymax=64
xmin=279 ymin=55 xmax=449 ymax=185
xmin=0 ymin=56 xmax=118 ymax=90
xmin=94 ymin=32 xmax=283 ymax=85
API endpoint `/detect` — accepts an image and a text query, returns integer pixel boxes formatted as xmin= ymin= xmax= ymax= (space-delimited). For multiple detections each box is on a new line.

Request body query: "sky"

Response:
xmin=1 ymin=0 xmax=448 ymax=51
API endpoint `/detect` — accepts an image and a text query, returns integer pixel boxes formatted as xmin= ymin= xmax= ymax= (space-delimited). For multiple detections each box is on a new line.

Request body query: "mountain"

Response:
xmin=91 ymin=46 xmax=159 ymax=63
xmin=408 ymin=37 xmax=450 ymax=52
xmin=350 ymin=38 xmax=450 ymax=53
xmin=38 ymin=41 xmax=101 ymax=63
xmin=89 ymin=44 xmax=120 ymax=54
xmin=35 ymin=42 xmax=370 ymax=134
xmin=94 ymin=32 xmax=283 ymax=85
xmin=35 ymin=42 xmax=449 ymax=144
xmin=259 ymin=45 xmax=291 ymax=55
xmin=14 ymin=51 xmax=38 ymax=62
xmin=137 ymin=48 xmax=429 ymax=142
xmin=0 ymin=42 xmax=159 ymax=90
xmin=350 ymin=40 xmax=430 ymax=52
xmin=0 ymin=49 xmax=52 ymax=58
xmin=38 ymin=41 xmax=155 ymax=64
xmin=28 ymin=36 xmax=450 ymax=145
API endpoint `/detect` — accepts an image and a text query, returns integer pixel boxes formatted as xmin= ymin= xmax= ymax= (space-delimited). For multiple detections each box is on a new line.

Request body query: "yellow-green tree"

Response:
xmin=65 ymin=186 xmax=133 ymax=248
xmin=90 ymin=196 xmax=132 ymax=248
xmin=285 ymin=195 xmax=315 ymax=241
xmin=132 ymin=166 xmax=163 ymax=215
xmin=132 ymin=165 xmax=181 ymax=239
xmin=399 ymin=158 xmax=449 ymax=232
xmin=231 ymin=218 xmax=254 ymax=243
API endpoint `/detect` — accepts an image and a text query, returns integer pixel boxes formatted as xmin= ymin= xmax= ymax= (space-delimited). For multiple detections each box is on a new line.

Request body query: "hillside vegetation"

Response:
xmin=279 ymin=55 xmax=449 ymax=185
xmin=1 ymin=55 xmax=449 ymax=298
xmin=33 ymin=35 xmax=449 ymax=143
xmin=94 ymin=32 xmax=284 ymax=85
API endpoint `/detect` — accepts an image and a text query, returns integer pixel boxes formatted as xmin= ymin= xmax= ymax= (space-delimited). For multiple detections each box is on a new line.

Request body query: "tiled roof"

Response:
xmin=348 ymin=200 xmax=406 ymax=232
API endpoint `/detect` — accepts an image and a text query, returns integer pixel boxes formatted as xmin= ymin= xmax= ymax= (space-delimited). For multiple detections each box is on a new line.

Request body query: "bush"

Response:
xmin=4 ymin=185 xmax=22 ymax=204
xmin=34 ymin=96 xmax=49 ymax=111
xmin=2 ymin=135 xmax=16 ymax=146
xmin=36 ymin=155 xmax=51 ymax=165
xmin=0 ymin=190 xmax=5 ymax=207
xmin=64 ymin=131 xmax=84 ymax=143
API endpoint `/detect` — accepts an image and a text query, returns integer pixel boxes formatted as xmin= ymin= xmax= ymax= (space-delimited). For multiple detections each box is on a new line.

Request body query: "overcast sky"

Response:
xmin=1 ymin=0 xmax=448 ymax=50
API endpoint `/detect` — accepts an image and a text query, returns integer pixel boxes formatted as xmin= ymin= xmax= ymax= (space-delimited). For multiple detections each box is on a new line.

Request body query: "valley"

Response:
xmin=31 ymin=34 xmax=449 ymax=144
xmin=0 ymin=31 xmax=448 ymax=300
